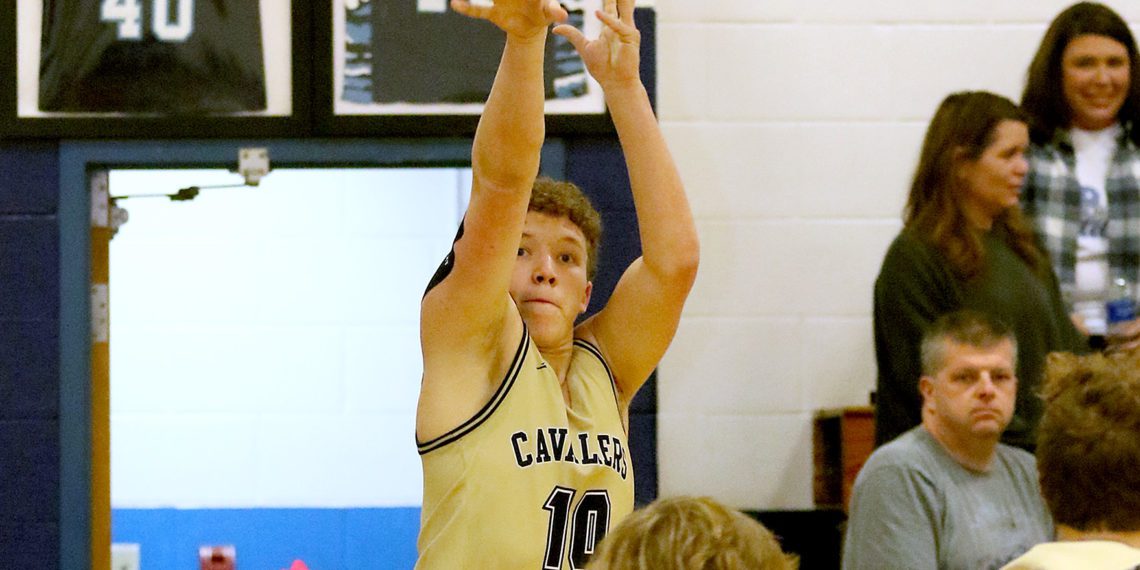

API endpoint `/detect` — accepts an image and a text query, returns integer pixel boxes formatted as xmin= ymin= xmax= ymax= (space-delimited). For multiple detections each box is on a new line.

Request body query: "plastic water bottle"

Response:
xmin=1105 ymin=277 xmax=1136 ymax=328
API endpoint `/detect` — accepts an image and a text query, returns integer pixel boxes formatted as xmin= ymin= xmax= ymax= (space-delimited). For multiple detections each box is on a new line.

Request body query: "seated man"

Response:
xmin=842 ymin=310 xmax=1052 ymax=570
xmin=1001 ymin=350 xmax=1140 ymax=570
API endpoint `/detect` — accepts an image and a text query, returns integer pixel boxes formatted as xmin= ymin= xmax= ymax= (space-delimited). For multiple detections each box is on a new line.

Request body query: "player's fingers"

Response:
xmin=617 ymin=0 xmax=634 ymax=25
xmin=552 ymin=24 xmax=588 ymax=53
xmin=602 ymin=0 xmax=617 ymax=19
xmin=595 ymin=8 xmax=636 ymax=40
xmin=544 ymin=0 xmax=569 ymax=24
xmin=450 ymin=0 xmax=491 ymax=20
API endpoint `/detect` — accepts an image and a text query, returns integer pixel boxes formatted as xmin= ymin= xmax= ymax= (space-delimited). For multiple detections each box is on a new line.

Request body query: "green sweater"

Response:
xmin=873 ymin=228 xmax=1086 ymax=450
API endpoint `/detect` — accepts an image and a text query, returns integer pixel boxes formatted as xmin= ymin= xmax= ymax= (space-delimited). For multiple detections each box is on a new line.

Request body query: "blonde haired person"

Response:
xmin=1002 ymin=350 xmax=1140 ymax=569
xmin=586 ymin=496 xmax=798 ymax=570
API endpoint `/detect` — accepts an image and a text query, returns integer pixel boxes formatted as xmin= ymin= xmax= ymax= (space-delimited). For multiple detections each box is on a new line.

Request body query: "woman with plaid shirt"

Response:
xmin=1020 ymin=2 xmax=1140 ymax=352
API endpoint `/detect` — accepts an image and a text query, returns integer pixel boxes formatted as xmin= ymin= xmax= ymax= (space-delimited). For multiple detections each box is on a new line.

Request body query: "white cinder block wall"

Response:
xmin=655 ymin=1 xmax=1140 ymax=509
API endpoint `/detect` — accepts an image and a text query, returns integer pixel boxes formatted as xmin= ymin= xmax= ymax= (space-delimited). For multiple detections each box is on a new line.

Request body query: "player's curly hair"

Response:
xmin=586 ymin=496 xmax=799 ymax=570
xmin=1038 ymin=350 xmax=1140 ymax=532
xmin=529 ymin=177 xmax=603 ymax=280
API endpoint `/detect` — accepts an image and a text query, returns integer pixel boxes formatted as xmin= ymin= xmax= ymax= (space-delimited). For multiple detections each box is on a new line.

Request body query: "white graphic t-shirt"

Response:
xmin=1071 ymin=124 xmax=1120 ymax=335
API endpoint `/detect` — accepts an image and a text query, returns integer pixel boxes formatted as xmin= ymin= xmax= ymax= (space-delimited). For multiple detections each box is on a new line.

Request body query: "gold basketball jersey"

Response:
xmin=416 ymin=329 xmax=634 ymax=570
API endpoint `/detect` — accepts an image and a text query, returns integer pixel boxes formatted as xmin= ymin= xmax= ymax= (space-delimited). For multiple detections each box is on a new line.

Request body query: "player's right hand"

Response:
xmin=451 ymin=0 xmax=568 ymax=40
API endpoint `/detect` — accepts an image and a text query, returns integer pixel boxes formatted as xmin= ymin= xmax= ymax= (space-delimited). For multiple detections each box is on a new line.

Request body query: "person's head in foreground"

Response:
xmin=1039 ymin=350 xmax=1140 ymax=543
xmin=586 ymin=495 xmax=798 ymax=570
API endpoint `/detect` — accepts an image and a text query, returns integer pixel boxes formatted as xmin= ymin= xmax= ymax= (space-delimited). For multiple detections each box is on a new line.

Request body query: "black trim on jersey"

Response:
xmin=422 ymin=220 xmax=465 ymax=299
xmin=417 ymin=326 xmax=530 ymax=454
xmin=573 ymin=339 xmax=623 ymax=431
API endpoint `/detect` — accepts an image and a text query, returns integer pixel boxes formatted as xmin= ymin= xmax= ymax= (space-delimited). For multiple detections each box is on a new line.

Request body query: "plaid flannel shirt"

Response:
xmin=1021 ymin=127 xmax=1140 ymax=308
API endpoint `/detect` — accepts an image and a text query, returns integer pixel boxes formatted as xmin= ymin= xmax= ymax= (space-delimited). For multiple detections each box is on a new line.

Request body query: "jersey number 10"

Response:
xmin=101 ymin=0 xmax=194 ymax=42
xmin=543 ymin=487 xmax=611 ymax=570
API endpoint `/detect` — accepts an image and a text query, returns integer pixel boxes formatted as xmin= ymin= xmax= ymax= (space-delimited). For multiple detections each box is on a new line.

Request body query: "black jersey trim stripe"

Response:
xmin=417 ymin=325 xmax=530 ymax=455
xmin=573 ymin=339 xmax=624 ymax=428
xmin=422 ymin=220 xmax=465 ymax=299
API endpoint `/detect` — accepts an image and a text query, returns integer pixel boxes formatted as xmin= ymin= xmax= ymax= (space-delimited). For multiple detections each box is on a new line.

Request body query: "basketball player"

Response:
xmin=415 ymin=0 xmax=699 ymax=568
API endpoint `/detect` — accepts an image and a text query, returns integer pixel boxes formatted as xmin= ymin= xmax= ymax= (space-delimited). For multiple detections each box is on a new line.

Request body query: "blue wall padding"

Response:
xmin=0 ymin=318 xmax=59 ymax=419
xmin=0 ymin=219 xmax=60 ymax=320
xmin=0 ymin=142 xmax=61 ymax=566
xmin=0 ymin=521 xmax=60 ymax=569
xmin=0 ymin=142 xmax=60 ymax=214
xmin=0 ymin=421 xmax=60 ymax=520
xmin=113 ymin=508 xmax=421 ymax=570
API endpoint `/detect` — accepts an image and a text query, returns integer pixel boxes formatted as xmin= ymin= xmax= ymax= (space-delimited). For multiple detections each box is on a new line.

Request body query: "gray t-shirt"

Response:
xmin=842 ymin=426 xmax=1053 ymax=570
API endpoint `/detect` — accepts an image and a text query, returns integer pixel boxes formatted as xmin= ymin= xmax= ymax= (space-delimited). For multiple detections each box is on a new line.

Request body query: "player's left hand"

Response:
xmin=553 ymin=0 xmax=640 ymax=89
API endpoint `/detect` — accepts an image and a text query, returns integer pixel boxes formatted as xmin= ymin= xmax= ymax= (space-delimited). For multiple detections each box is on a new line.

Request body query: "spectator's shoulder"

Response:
xmin=884 ymin=229 xmax=925 ymax=256
xmin=858 ymin=430 xmax=935 ymax=481
xmin=996 ymin=443 xmax=1040 ymax=476
xmin=1026 ymin=139 xmax=1058 ymax=159
xmin=876 ymin=231 xmax=940 ymax=283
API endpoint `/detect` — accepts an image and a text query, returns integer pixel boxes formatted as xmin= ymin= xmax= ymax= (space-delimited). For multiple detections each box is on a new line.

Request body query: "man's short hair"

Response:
xmin=529 ymin=177 xmax=603 ymax=280
xmin=1038 ymin=350 xmax=1140 ymax=532
xmin=587 ymin=496 xmax=798 ymax=570
xmin=919 ymin=310 xmax=1018 ymax=377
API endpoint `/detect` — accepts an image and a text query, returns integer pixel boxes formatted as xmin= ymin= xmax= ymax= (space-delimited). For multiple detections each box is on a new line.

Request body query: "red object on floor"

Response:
xmin=288 ymin=561 xmax=309 ymax=570
xmin=198 ymin=545 xmax=236 ymax=570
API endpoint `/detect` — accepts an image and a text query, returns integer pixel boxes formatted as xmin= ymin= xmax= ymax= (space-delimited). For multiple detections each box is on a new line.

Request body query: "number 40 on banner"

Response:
xmin=101 ymin=0 xmax=194 ymax=42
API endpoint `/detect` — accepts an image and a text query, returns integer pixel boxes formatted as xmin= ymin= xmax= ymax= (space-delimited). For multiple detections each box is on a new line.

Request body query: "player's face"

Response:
xmin=920 ymin=339 xmax=1017 ymax=441
xmin=510 ymin=211 xmax=593 ymax=345
xmin=1062 ymin=34 xmax=1131 ymax=131
xmin=957 ymin=120 xmax=1029 ymax=224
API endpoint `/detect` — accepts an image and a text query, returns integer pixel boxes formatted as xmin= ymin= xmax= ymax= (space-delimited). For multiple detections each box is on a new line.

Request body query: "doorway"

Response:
xmin=58 ymin=139 xmax=567 ymax=569
xmin=108 ymin=167 xmax=468 ymax=568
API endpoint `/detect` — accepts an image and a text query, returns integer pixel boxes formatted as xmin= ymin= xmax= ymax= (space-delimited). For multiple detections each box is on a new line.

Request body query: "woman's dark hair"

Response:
xmin=904 ymin=91 xmax=1044 ymax=280
xmin=1021 ymin=2 xmax=1140 ymax=144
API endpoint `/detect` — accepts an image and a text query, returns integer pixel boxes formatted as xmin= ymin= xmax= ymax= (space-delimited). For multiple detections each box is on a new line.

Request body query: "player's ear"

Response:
xmin=579 ymin=281 xmax=593 ymax=314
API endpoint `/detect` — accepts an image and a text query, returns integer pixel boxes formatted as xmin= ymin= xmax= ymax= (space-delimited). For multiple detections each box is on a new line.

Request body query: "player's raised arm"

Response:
xmin=454 ymin=0 xmax=566 ymax=193
xmin=555 ymin=0 xmax=699 ymax=401
xmin=418 ymin=0 xmax=567 ymax=441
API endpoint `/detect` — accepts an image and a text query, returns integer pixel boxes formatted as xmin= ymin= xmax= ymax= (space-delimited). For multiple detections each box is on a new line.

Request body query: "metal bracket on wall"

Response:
xmin=90 ymin=170 xmax=111 ymax=343
xmin=238 ymin=147 xmax=270 ymax=186
xmin=91 ymin=171 xmax=110 ymax=229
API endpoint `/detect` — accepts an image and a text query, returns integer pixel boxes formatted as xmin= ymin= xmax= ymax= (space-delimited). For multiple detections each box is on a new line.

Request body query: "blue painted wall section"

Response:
xmin=113 ymin=508 xmax=420 ymax=570
xmin=0 ymin=142 xmax=62 ymax=568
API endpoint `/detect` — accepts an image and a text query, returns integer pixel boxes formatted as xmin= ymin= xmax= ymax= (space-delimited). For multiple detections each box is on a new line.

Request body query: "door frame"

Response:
xmin=58 ymin=138 xmax=567 ymax=569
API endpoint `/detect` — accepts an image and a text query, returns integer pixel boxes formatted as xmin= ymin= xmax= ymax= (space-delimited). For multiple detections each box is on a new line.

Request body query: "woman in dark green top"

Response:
xmin=873 ymin=91 xmax=1086 ymax=451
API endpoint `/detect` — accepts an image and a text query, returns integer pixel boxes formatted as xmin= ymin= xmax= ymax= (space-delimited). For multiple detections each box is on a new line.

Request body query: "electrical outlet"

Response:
xmin=111 ymin=543 xmax=140 ymax=570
